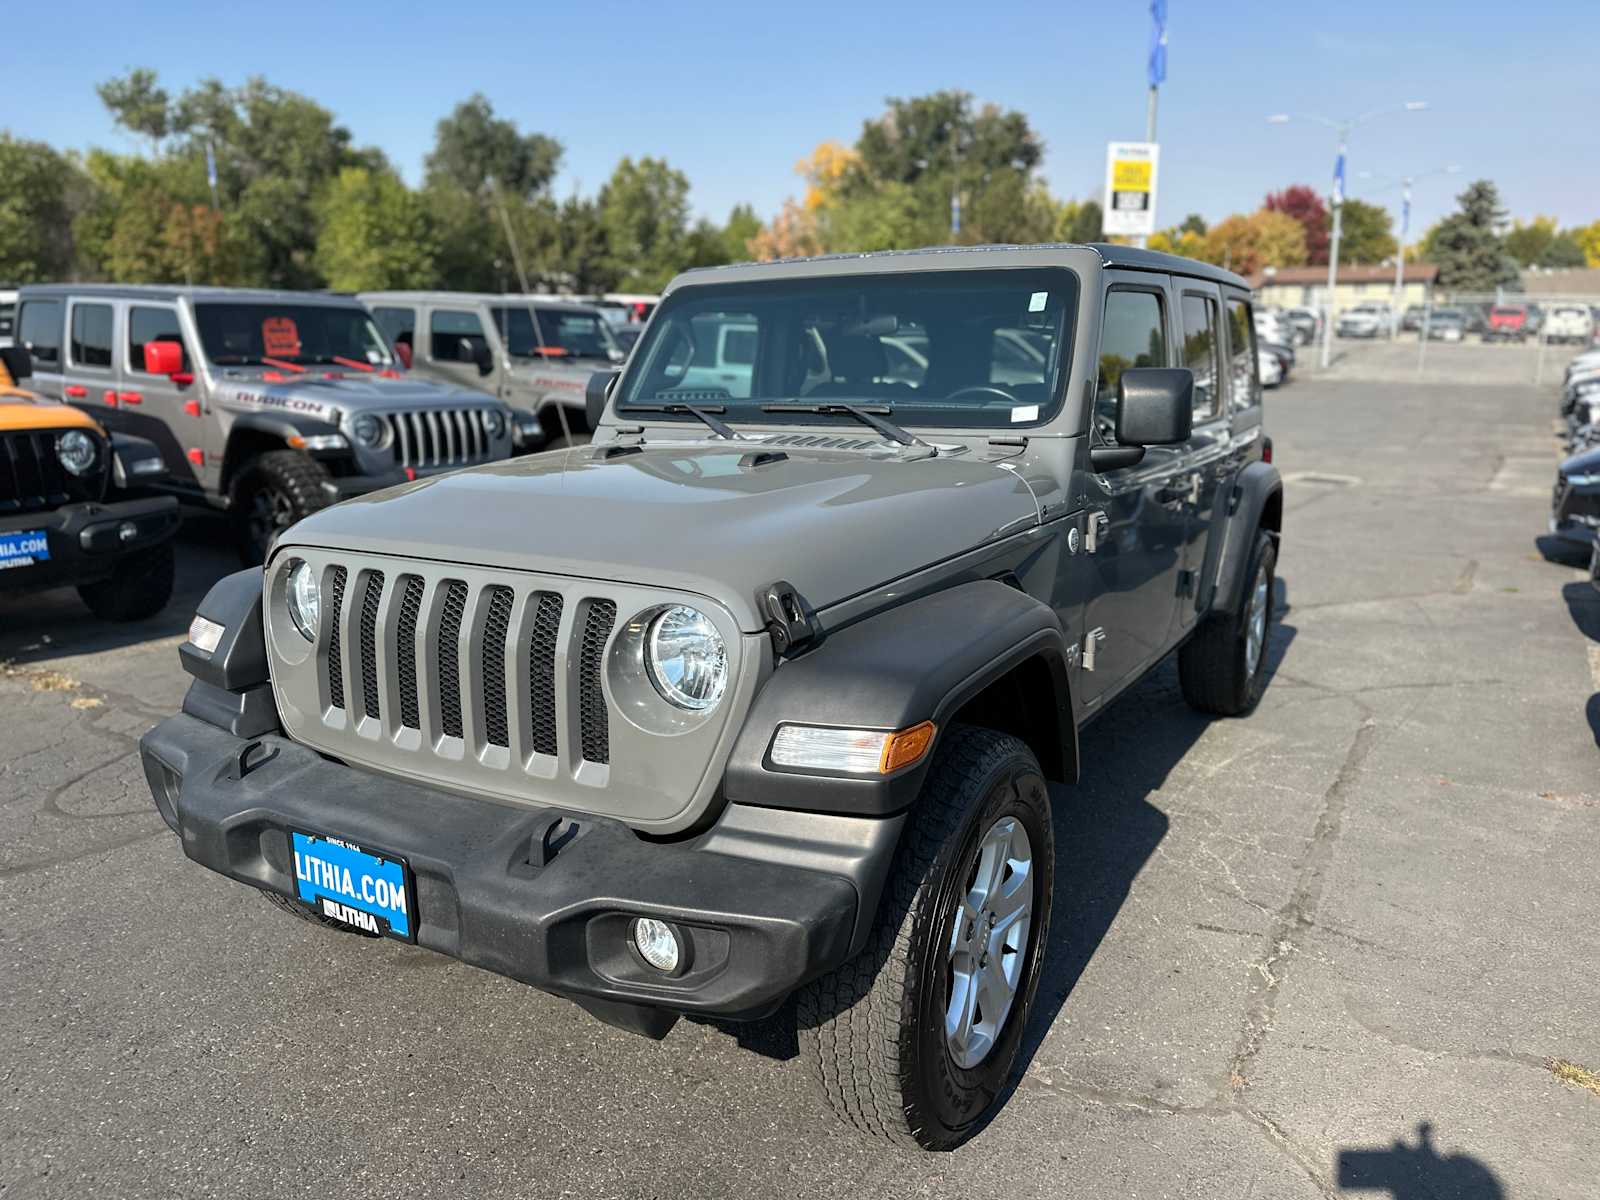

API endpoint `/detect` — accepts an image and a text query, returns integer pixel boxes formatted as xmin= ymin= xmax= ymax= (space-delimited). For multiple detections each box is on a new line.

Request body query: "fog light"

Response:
xmin=632 ymin=917 xmax=681 ymax=973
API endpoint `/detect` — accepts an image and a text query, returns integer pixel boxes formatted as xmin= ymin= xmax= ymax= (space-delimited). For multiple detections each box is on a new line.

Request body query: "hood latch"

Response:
xmin=761 ymin=580 xmax=820 ymax=659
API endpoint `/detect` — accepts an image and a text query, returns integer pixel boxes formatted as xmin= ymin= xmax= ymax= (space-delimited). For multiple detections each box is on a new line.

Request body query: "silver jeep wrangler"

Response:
xmin=15 ymin=285 xmax=525 ymax=563
xmin=140 ymin=244 xmax=1283 ymax=1149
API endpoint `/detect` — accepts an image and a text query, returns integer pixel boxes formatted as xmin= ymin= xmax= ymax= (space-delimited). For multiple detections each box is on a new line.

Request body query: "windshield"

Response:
xmin=615 ymin=268 xmax=1078 ymax=429
xmin=193 ymin=302 xmax=394 ymax=368
xmin=492 ymin=305 xmax=619 ymax=362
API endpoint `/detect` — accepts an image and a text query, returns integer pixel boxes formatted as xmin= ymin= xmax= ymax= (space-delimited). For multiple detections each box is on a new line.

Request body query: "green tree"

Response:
xmin=552 ymin=195 xmax=615 ymax=293
xmin=721 ymin=204 xmax=762 ymax=262
xmin=74 ymin=150 xmax=249 ymax=284
xmin=599 ymin=157 xmax=691 ymax=291
xmin=96 ymin=68 xmax=172 ymax=152
xmin=423 ymin=95 xmax=562 ymax=200
xmin=1178 ymin=212 xmax=1208 ymax=237
xmin=0 ymin=134 xmax=86 ymax=281
xmin=1054 ymin=199 xmax=1103 ymax=243
xmin=1429 ymin=180 xmax=1520 ymax=292
xmin=1337 ymin=199 xmax=1398 ymax=265
xmin=1542 ymin=231 xmax=1587 ymax=269
xmin=314 ymin=166 xmax=438 ymax=290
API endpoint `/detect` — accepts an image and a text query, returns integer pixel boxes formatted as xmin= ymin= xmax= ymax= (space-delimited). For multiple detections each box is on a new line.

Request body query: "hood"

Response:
xmin=214 ymin=372 xmax=498 ymax=423
xmin=282 ymin=443 xmax=1040 ymax=630
xmin=0 ymin=388 xmax=100 ymax=432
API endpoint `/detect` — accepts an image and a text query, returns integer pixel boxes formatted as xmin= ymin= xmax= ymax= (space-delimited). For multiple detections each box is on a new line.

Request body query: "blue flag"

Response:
xmin=1148 ymin=0 xmax=1168 ymax=88
xmin=1332 ymin=151 xmax=1346 ymax=206
xmin=206 ymin=139 xmax=218 ymax=191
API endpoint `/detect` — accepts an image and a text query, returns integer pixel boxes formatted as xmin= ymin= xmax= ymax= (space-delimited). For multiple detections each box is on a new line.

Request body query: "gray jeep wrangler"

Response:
xmin=15 ymin=285 xmax=526 ymax=563
xmin=139 ymin=245 xmax=1282 ymax=1149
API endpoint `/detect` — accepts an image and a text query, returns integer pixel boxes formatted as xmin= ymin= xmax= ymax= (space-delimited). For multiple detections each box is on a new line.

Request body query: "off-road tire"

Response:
xmin=230 ymin=450 xmax=333 ymax=566
xmin=75 ymin=541 xmax=175 ymax=622
xmin=260 ymin=889 xmax=378 ymax=937
xmin=1179 ymin=529 xmax=1277 ymax=716
xmin=796 ymin=726 xmax=1054 ymax=1151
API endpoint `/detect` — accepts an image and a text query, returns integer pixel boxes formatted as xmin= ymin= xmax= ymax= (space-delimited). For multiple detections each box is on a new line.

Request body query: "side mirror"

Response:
xmin=393 ymin=341 xmax=413 ymax=369
xmin=1090 ymin=368 xmax=1193 ymax=472
xmin=143 ymin=340 xmax=183 ymax=376
xmin=0 ymin=344 xmax=32 ymax=382
xmin=586 ymin=369 xmax=619 ymax=429
xmin=474 ymin=341 xmax=494 ymax=376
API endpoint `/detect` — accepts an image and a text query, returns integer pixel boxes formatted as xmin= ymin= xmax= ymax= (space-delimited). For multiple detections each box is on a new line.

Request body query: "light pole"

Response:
xmin=1356 ymin=165 xmax=1462 ymax=330
xmin=1268 ymin=101 xmax=1428 ymax=369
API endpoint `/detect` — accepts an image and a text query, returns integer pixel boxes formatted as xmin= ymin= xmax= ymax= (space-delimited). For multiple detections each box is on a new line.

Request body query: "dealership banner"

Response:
xmin=1103 ymin=142 xmax=1160 ymax=237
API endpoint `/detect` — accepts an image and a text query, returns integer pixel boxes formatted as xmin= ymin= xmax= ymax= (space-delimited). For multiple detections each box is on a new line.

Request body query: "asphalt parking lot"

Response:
xmin=3 ymin=350 xmax=1597 ymax=1198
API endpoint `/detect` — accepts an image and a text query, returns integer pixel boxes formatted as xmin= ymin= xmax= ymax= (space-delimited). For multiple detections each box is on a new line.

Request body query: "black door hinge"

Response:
xmin=761 ymin=580 xmax=820 ymax=659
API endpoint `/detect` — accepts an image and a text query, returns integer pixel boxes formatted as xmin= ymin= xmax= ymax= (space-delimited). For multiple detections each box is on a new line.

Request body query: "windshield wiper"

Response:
xmin=626 ymin=403 xmax=744 ymax=440
xmin=760 ymin=402 xmax=928 ymax=448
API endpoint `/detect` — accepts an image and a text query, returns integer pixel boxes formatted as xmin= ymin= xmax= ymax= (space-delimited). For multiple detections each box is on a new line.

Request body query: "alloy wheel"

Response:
xmin=944 ymin=815 xmax=1034 ymax=1069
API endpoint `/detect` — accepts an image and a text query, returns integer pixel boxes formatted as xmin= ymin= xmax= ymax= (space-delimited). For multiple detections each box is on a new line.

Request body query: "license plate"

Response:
xmin=0 ymin=529 xmax=49 ymax=571
xmin=290 ymin=830 xmax=414 ymax=941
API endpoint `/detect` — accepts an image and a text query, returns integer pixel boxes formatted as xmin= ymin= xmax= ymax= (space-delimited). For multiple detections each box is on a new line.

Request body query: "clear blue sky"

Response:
xmin=4 ymin=0 xmax=1594 ymax=240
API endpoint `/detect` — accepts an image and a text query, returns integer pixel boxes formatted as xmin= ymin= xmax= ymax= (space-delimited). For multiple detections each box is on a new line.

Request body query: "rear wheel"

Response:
xmin=230 ymin=450 xmax=333 ymax=566
xmin=1179 ymin=529 xmax=1277 ymax=716
xmin=797 ymin=726 xmax=1054 ymax=1150
xmin=76 ymin=541 xmax=175 ymax=622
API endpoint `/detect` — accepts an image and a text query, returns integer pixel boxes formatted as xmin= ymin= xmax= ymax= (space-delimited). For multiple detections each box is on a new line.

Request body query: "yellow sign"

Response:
xmin=1113 ymin=160 xmax=1152 ymax=191
xmin=1103 ymin=142 xmax=1161 ymax=236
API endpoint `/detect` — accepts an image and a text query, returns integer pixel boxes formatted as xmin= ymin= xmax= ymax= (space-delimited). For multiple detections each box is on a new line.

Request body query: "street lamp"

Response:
xmin=1356 ymin=164 xmax=1462 ymax=326
xmin=1268 ymin=101 xmax=1429 ymax=368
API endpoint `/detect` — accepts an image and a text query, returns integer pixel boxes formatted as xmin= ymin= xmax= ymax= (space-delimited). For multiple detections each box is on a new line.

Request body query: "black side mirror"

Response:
xmin=1090 ymin=367 xmax=1193 ymax=472
xmin=473 ymin=341 xmax=494 ymax=376
xmin=0 ymin=344 xmax=32 ymax=382
xmin=586 ymin=369 xmax=619 ymax=429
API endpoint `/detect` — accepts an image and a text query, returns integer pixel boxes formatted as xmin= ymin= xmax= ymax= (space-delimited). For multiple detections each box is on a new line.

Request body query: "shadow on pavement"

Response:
xmin=1336 ymin=1122 xmax=1505 ymax=1199
xmin=0 ymin=514 xmax=238 ymax=667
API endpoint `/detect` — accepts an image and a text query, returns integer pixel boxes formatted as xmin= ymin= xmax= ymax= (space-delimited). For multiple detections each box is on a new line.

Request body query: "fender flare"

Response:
xmin=721 ymin=579 xmax=1075 ymax=818
xmin=1206 ymin=460 xmax=1283 ymax=616
xmin=222 ymin=412 xmax=348 ymax=489
xmin=177 ymin=567 xmax=281 ymax=739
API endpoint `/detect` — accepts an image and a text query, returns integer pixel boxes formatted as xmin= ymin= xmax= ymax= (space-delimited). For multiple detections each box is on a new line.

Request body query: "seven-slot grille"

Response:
xmin=0 ymin=429 xmax=98 ymax=514
xmin=317 ymin=567 xmax=620 ymax=766
xmin=382 ymin=408 xmax=497 ymax=469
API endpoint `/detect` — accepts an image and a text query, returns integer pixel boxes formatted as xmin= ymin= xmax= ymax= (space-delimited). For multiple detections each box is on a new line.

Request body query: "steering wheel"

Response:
xmin=945 ymin=385 xmax=1017 ymax=405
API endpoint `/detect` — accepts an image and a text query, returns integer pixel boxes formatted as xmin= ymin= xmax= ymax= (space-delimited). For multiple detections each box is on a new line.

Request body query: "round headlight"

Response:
xmin=351 ymin=413 xmax=386 ymax=448
xmin=286 ymin=559 xmax=320 ymax=643
xmin=56 ymin=430 xmax=96 ymax=476
xmin=482 ymin=409 xmax=506 ymax=439
xmin=645 ymin=605 xmax=727 ymax=711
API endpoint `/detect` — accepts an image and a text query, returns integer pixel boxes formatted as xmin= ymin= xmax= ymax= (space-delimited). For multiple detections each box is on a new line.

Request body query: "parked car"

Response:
xmin=1550 ymin=443 xmax=1600 ymax=557
xmin=362 ymin=292 xmax=623 ymax=450
xmin=1544 ymin=305 xmax=1595 ymax=345
xmin=1259 ymin=347 xmax=1284 ymax=387
xmin=1485 ymin=304 xmax=1532 ymax=341
xmin=1400 ymin=304 xmax=1425 ymax=333
xmin=1285 ymin=306 xmax=1320 ymax=344
xmin=15 ymin=285 xmax=520 ymax=564
xmin=1336 ymin=304 xmax=1391 ymax=339
xmin=1425 ymin=309 xmax=1467 ymax=341
xmin=139 ymin=243 xmax=1282 ymax=1151
xmin=0 ymin=345 xmax=179 ymax=619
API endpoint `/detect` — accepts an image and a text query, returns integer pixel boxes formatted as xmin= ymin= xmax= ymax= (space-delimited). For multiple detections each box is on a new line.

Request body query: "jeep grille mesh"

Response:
xmin=395 ymin=575 xmax=425 ymax=729
xmin=579 ymin=601 xmax=617 ymax=764
xmin=479 ymin=586 xmax=514 ymax=748
xmin=358 ymin=571 xmax=385 ymax=720
xmin=326 ymin=566 xmax=348 ymax=710
xmin=437 ymin=581 xmax=468 ymax=738
xmin=528 ymin=593 xmax=563 ymax=756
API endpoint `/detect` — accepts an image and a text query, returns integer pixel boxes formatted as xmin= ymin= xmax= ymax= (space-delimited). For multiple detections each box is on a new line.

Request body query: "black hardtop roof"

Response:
xmin=672 ymin=242 xmax=1249 ymax=292
xmin=16 ymin=283 xmax=368 ymax=307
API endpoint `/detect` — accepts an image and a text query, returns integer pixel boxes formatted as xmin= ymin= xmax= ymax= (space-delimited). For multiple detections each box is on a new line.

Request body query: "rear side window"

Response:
xmin=1226 ymin=298 xmax=1261 ymax=412
xmin=430 ymin=308 xmax=486 ymax=361
xmin=128 ymin=306 xmax=190 ymax=374
xmin=20 ymin=299 xmax=64 ymax=367
xmin=70 ymin=303 xmax=115 ymax=369
xmin=1096 ymin=289 xmax=1167 ymax=436
xmin=0 ymin=302 xmax=14 ymax=341
xmin=1180 ymin=293 xmax=1221 ymax=421
xmin=372 ymin=306 xmax=417 ymax=348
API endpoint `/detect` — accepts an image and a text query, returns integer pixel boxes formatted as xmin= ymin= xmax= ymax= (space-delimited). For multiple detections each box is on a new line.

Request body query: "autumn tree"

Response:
xmin=1265 ymin=185 xmax=1330 ymax=265
xmin=1201 ymin=209 xmax=1307 ymax=274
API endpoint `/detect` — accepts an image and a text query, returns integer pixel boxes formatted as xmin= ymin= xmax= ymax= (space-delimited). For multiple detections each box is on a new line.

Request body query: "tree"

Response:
xmin=0 ymin=135 xmax=86 ymax=281
xmin=1264 ymin=185 xmax=1330 ymax=265
xmin=1505 ymin=216 xmax=1557 ymax=267
xmin=1429 ymin=180 xmax=1520 ymax=293
xmin=1054 ymin=199 xmax=1104 ymax=243
xmin=1178 ymin=213 xmax=1208 ymax=237
xmin=314 ymin=166 xmax=438 ymax=290
xmin=1201 ymin=209 xmax=1307 ymax=274
xmin=598 ymin=157 xmax=691 ymax=292
xmin=423 ymin=95 xmax=562 ymax=200
xmin=1542 ymin=231 xmax=1588 ymax=269
xmin=1337 ymin=199 xmax=1398 ymax=265
xmin=721 ymin=204 xmax=762 ymax=262
xmin=1574 ymin=222 xmax=1600 ymax=268
xmin=96 ymin=69 xmax=172 ymax=153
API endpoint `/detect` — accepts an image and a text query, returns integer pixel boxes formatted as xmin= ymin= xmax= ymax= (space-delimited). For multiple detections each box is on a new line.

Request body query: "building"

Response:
xmin=1247 ymin=264 xmax=1439 ymax=311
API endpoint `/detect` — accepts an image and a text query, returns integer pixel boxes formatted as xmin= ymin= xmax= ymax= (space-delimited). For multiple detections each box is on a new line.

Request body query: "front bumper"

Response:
xmin=0 ymin=495 xmax=179 ymax=592
xmin=140 ymin=712 xmax=896 ymax=1032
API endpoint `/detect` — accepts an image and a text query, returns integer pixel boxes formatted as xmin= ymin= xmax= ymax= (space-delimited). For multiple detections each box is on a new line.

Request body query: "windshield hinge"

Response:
xmin=762 ymin=580 xmax=820 ymax=659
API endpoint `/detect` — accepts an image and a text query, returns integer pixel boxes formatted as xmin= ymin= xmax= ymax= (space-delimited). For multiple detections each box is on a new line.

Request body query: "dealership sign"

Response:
xmin=1103 ymin=142 xmax=1160 ymax=237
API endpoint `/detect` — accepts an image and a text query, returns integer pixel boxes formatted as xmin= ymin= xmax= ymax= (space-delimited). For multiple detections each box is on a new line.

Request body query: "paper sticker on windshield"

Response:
xmin=1011 ymin=404 xmax=1040 ymax=423
xmin=1028 ymin=291 xmax=1048 ymax=313
xmin=262 ymin=317 xmax=301 ymax=358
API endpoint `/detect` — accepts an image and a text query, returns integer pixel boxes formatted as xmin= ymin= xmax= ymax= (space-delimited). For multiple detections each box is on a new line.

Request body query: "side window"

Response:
xmin=1226 ymin=298 xmax=1261 ymax=412
xmin=18 ymin=299 xmax=64 ymax=367
xmin=70 ymin=303 xmax=115 ymax=370
xmin=429 ymin=308 xmax=486 ymax=362
xmin=721 ymin=326 xmax=756 ymax=367
xmin=128 ymin=306 xmax=191 ymax=374
xmin=1096 ymin=289 xmax=1167 ymax=438
xmin=1180 ymin=293 xmax=1221 ymax=421
xmin=372 ymin=306 xmax=416 ymax=349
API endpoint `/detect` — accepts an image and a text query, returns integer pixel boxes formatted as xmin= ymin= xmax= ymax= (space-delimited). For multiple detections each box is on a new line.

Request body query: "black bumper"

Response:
xmin=0 ymin=495 xmax=178 ymax=593
xmin=139 ymin=713 xmax=899 ymax=1032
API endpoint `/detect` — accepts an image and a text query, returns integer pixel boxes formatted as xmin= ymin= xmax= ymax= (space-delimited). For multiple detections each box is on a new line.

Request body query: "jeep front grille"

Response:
xmin=0 ymin=429 xmax=104 ymax=515
xmin=383 ymin=409 xmax=496 ymax=469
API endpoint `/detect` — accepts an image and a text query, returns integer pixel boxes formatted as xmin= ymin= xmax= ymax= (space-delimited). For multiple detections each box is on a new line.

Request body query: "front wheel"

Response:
xmin=797 ymin=726 xmax=1054 ymax=1150
xmin=76 ymin=541 xmax=175 ymax=622
xmin=230 ymin=450 xmax=333 ymax=566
